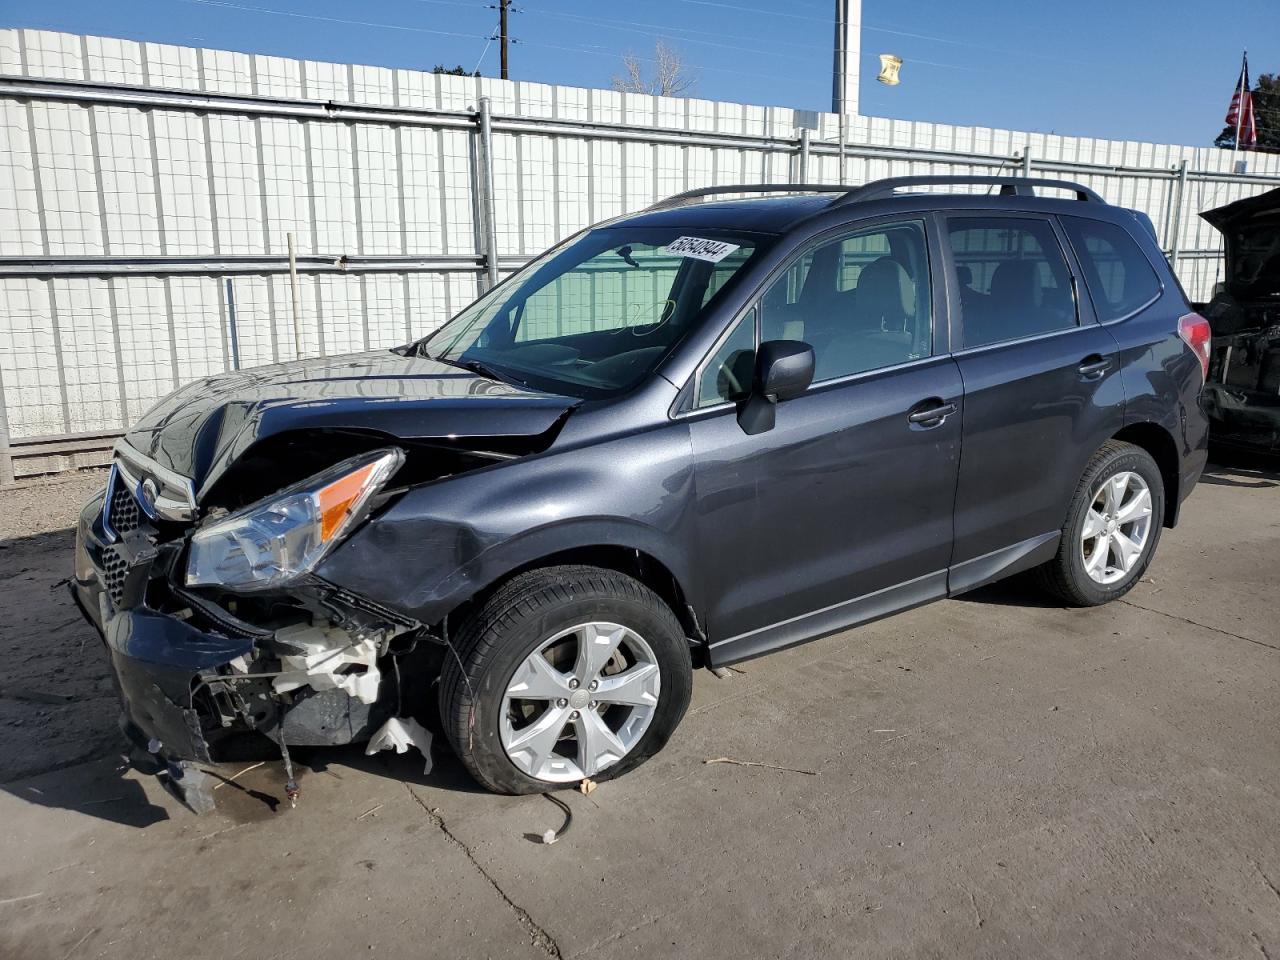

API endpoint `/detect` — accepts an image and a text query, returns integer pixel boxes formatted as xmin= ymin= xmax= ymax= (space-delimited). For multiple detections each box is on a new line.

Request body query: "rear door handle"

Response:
xmin=907 ymin=400 xmax=957 ymax=427
xmin=1078 ymin=354 xmax=1110 ymax=380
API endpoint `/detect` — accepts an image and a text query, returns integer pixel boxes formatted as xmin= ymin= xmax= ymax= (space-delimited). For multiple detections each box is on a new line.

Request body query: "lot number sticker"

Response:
xmin=664 ymin=236 xmax=742 ymax=263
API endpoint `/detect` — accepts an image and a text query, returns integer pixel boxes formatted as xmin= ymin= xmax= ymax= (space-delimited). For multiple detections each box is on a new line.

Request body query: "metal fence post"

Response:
xmin=797 ymin=128 xmax=811 ymax=183
xmin=0 ymin=366 xmax=14 ymax=486
xmin=1022 ymin=145 xmax=1032 ymax=177
xmin=476 ymin=96 xmax=501 ymax=290
xmin=1168 ymin=159 xmax=1189 ymax=270
xmin=287 ymin=232 xmax=303 ymax=359
xmin=225 ymin=277 xmax=241 ymax=371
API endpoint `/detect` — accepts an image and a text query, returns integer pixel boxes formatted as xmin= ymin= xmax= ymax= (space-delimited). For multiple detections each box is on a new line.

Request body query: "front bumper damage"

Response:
xmin=72 ymin=485 xmax=422 ymax=811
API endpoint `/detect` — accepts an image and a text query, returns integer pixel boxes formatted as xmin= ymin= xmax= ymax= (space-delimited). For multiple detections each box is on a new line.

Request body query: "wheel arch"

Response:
xmin=439 ymin=544 xmax=705 ymax=664
xmin=1111 ymin=422 xmax=1180 ymax=527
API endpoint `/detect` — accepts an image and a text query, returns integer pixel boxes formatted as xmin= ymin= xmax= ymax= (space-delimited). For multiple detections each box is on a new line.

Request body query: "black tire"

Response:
xmin=1035 ymin=440 xmax=1165 ymax=606
xmin=439 ymin=565 xmax=693 ymax=795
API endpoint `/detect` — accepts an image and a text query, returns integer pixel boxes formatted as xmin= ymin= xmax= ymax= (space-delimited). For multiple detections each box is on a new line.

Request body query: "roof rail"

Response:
xmin=831 ymin=175 xmax=1104 ymax=206
xmin=646 ymin=183 xmax=853 ymax=211
xmin=645 ymin=176 xmax=1105 ymax=215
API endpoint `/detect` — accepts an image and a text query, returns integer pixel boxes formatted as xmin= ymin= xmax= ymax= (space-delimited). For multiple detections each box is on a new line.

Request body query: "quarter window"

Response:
xmin=758 ymin=221 xmax=932 ymax=383
xmin=696 ymin=308 xmax=756 ymax=408
xmin=1061 ymin=216 xmax=1162 ymax=321
xmin=947 ymin=217 xmax=1077 ymax=349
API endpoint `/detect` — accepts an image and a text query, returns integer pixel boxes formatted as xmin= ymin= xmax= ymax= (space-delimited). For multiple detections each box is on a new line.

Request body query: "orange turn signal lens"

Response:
xmin=316 ymin=460 xmax=380 ymax=542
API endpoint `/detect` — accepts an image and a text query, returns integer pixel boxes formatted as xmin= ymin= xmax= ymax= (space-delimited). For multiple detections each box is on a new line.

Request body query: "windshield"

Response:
xmin=416 ymin=226 xmax=772 ymax=398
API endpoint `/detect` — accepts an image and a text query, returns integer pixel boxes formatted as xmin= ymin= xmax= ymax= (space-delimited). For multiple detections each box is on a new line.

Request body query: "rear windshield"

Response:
xmin=416 ymin=226 xmax=773 ymax=398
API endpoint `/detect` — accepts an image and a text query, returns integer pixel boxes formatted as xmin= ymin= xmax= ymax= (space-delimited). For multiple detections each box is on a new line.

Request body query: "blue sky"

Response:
xmin=5 ymin=0 xmax=1277 ymax=146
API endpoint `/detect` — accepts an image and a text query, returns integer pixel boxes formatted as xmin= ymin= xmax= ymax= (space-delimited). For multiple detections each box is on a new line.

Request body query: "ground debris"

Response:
xmin=0 ymin=892 xmax=44 ymax=906
xmin=704 ymin=757 xmax=817 ymax=776
xmin=538 ymin=793 xmax=573 ymax=844
xmin=0 ymin=686 xmax=76 ymax=705
xmin=210 ymin=761 xmax=265 ymax=791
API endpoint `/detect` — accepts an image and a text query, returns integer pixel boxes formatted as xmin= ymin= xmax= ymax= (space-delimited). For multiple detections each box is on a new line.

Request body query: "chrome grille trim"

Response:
xmin=112 ymin=439 xmax=198 ymax=522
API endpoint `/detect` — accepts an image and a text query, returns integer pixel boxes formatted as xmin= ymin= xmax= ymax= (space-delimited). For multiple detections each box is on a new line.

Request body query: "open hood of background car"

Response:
xmin=122 ymin=350 xmax=579 ymax=496
xmin=1201 ymin=186 xmax=1280 ymax=302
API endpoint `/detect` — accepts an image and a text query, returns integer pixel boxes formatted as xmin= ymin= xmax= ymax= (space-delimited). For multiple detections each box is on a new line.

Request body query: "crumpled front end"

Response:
xmin=71 ymin=447 xmax=422 ymax=784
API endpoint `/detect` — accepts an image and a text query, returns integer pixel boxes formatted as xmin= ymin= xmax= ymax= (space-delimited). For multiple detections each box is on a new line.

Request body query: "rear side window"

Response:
xmin=1061 ymin=216 xmax=1162 ymax=322
xmin=946 ymin=217 xmax=1077 ymax=349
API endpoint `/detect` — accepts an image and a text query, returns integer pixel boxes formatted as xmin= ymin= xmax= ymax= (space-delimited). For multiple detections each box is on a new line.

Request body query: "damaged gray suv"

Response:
xmin=73 ymin=176 xmax=1211 ymax=799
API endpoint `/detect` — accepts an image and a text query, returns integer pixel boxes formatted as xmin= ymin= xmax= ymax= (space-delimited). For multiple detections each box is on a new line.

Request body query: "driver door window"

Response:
xmin=759 ymin=221 xmax=933 ymax=383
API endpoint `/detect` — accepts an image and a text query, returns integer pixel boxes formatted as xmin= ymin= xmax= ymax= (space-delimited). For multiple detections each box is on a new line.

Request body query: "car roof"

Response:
xmin=617 ymin=195 xmax=836 ymax=233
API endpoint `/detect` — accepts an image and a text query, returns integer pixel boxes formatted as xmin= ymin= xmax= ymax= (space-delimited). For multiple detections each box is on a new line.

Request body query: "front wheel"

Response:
xmin=439 ymin=566 xmax=693 ymax=794
xmin=1036 ymin=440 xmax=1165 ymax=606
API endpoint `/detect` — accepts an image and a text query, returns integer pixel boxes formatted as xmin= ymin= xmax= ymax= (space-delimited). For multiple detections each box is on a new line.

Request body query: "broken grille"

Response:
xmin=101 ymin=544 xmax=128 ymax=607
xmin=107 ymin=485 xmax=141 ymax=537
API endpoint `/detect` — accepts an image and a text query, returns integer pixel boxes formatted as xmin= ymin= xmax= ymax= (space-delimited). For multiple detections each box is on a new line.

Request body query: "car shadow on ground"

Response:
xmin=950 ymin=573 xmax=1066 ymax=609
xmin=1199 ymin=453 xmax=1280 ymax=489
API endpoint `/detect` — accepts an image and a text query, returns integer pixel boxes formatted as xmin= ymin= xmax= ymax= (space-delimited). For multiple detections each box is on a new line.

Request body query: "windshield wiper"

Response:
xmin=458 ymin=358 xmax=508 ymax=382
xmin=431 ymin=353 xmax=527 ymax=387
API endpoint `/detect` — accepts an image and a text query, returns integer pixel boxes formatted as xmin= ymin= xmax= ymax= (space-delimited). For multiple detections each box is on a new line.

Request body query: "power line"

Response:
xmin=862 ymin=23 xmax=1092 ymax=67
xmin=665 ymin=0 xmax=829 ymax=24
xmin=513 ymin=7 xmax=818 ymax=63
xmin=544 ymin=0 xmax=1090 ymax=68
xmin=504 ymin=34 xmax=803 ymax=84
xmin=176 ymin=0 xmax=492 ymax=43
xmin=508 ymin=3 xmax=823 ymax=52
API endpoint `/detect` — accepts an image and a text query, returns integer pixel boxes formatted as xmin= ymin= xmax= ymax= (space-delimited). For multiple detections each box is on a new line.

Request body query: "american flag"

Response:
xmin=1225 ymin=53 xmax=1258 ymax=150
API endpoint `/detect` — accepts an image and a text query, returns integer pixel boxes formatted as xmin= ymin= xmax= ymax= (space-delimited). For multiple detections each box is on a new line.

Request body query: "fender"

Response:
xmin=315 ymin=412 xmax=699 ymax=624
xmin=393 ymin=517 xmax=696 ymax=625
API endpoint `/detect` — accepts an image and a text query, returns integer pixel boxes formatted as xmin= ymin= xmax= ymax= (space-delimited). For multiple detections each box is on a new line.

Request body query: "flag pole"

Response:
xmin=1232 ymin=50 xmax=1246 ymax=166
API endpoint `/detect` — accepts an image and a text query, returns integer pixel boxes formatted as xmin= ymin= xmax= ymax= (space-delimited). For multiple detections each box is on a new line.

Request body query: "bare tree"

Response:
xmin=611 ymin=41 xmax=696 ymax=97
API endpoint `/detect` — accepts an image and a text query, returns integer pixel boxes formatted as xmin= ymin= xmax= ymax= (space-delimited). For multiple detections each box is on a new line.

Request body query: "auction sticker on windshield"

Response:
xmin=664 ymin=236 xmax=742 ymax=263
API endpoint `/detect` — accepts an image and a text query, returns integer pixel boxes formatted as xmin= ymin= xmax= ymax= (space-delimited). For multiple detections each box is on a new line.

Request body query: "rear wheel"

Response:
xmin=1036 ymin=441 xmax=1165 ymax=606
xmin=440 ymin=566 xmax=692 ymax=794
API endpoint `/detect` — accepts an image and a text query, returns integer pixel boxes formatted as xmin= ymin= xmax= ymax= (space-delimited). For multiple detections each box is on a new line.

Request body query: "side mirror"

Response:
xmin=737 ymin=340 xmax=815 ymax=435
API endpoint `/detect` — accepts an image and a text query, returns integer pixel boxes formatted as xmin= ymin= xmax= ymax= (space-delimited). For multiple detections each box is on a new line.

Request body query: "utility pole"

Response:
xmin=499 ymin=0 xmax=510 ymax=80
xmin=831 ymin=0 xmax=861 ymax=184
xmin=830 ymin=0 xmax=860 ymax=117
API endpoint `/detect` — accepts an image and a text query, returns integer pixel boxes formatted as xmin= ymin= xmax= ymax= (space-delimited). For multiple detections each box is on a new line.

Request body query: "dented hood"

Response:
xmin=123 ymin=350 xmax=578 ymax=494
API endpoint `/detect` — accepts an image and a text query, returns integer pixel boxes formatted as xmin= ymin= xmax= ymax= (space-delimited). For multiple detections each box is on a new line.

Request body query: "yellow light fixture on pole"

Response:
xmin=877 ymin=53 xmax=902 ymax=86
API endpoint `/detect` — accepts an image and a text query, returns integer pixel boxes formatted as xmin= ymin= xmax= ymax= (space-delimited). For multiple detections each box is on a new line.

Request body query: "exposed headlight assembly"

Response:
xmin=185 ymin=448 xmax=403 ymax=592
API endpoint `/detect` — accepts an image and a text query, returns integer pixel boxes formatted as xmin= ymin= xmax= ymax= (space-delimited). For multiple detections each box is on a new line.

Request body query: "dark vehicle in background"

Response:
xmin=71 ymin=176 xmax=1211 ymax=800
xmin=1200 ymin=187 xmax=1280 ymax=456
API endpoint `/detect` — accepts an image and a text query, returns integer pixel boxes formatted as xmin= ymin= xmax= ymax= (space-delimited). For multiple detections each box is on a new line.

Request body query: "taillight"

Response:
xmin=1178 ymin=312 xmax=1211 ymax=382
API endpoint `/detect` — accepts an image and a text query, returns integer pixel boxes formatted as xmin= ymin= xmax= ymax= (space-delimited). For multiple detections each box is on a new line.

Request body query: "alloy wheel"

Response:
xmin=1080 ymin=470 xmax=1153 ymax=585
xmin=500 ymin=622 xmax=661 ymax=782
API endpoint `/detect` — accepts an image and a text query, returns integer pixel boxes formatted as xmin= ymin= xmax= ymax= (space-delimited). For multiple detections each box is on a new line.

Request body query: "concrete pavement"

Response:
xmin=1 ymin=461 xmax=1277 ymax=959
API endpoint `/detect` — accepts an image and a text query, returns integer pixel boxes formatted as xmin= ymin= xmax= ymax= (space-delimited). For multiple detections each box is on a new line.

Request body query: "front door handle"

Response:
xmin=1078 ymin=354 xmax=1110 ymax=380
xmin=907 ymin=400 xmax=958 ymax=427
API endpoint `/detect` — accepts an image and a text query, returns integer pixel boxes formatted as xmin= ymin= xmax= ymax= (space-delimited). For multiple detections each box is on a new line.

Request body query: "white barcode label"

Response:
xmin=664 ymin=236 xmax=742 ymax=263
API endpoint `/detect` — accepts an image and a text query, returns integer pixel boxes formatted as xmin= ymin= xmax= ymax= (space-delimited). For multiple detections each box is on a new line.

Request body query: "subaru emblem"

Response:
xmin=136 ymin=477 xmax=160 ymax=519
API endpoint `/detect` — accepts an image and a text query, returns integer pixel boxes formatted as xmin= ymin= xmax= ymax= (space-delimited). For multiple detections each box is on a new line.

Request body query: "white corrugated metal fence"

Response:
xmin=2 ymin=28 xmax=1278 ymax=480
